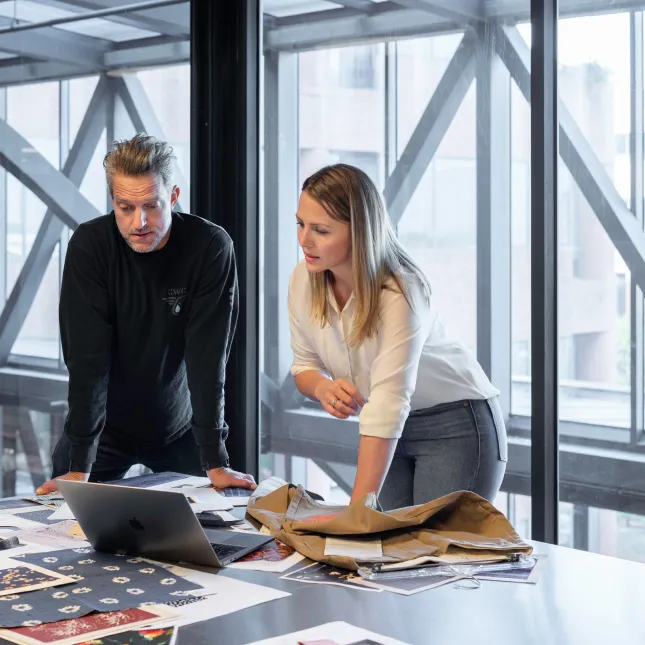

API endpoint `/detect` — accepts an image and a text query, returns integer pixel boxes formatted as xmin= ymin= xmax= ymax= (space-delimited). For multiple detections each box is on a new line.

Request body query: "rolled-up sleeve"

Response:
xmin=359 ymin=285 xmax=431 ymax=439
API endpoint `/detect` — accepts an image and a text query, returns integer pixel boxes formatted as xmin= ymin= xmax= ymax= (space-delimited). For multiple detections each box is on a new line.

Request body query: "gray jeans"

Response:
xmin=378 ymin=397 xmax=507 ymax=511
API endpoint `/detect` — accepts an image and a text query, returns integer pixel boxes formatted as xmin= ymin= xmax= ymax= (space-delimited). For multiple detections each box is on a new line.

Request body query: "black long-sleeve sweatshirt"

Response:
xmin=59 ymin=211 xmax=238 ymax=473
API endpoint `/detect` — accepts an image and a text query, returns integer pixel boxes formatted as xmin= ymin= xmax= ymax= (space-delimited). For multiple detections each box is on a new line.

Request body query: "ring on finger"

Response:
xmin=330 ymin=398 xmax=338 ymax=409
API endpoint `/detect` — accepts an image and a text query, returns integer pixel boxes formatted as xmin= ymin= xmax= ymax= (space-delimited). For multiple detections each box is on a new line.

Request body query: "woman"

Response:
xmin=288 ymin=164 xmax=507 ymax=510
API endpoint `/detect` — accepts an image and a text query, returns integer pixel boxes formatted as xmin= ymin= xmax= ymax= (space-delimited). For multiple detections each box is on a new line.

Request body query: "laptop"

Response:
xmin=56 ymin=479 xmax=273 ymax=568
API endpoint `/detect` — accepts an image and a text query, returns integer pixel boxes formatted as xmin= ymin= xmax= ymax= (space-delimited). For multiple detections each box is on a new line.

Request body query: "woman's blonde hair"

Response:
xmin=302 ymin=163 xmax=431 ymax=346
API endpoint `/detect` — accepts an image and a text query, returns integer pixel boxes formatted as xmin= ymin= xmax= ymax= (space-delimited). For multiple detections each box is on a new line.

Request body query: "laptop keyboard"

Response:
xmin=210 ymin=542 xmax=246 ymax=560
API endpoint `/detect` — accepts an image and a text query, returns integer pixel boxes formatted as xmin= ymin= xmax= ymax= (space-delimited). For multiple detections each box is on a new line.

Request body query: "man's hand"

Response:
xmin=36 ymin=472 xmax=89 ymax=496
xmin=208 ymin=467 xmax=257 ymax=491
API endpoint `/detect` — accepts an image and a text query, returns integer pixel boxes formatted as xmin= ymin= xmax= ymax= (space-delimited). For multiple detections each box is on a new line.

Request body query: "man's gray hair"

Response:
xmin=104 ymin=133 xmax=175 ymax=195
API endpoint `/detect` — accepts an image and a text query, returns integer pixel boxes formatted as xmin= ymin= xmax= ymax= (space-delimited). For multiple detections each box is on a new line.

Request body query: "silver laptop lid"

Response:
xmin=57 ymin=479 xmax=222 ymax=568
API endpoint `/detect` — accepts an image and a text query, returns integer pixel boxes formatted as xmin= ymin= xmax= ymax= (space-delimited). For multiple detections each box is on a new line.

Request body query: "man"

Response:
xmin=37 ymin=133 xmax=256 ymax=494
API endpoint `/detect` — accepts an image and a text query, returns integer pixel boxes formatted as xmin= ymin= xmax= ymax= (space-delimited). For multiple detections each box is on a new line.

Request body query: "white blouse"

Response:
xmin=288 ymin=260 xmax=499 ymax=441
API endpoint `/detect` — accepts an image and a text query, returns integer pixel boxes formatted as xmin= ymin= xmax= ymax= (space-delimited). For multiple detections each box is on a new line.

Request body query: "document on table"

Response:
xmin=154 ymin=565 xmax=291 ymax=629
xmin=179 ymin=487 xmax=232 ymax=511
xmin=324 ymin=537 xmax=383 ymax=560
xmin=243 ymin=620 xmax=411 ymax=645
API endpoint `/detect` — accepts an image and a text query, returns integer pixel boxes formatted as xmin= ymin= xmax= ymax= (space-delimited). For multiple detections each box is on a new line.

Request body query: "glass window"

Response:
xmin=557 ymin=7 xmax=641 ymax=556
xmin=0 ymin=21 xmax=190 ymax=495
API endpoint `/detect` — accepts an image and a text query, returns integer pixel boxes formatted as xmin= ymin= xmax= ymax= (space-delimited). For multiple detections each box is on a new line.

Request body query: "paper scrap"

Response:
xmin=243 ymin=620 xmax=411 ymax=645
xmin=324 ymin=537 xmax=383 ymax=559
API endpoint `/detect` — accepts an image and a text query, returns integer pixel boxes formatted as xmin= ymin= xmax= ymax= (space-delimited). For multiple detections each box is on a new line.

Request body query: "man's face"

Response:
xmin=111 ymin=173 xmax=180 ymax=253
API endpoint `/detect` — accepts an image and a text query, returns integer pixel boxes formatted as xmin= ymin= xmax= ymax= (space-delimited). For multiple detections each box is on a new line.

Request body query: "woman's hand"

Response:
xmin=313 ymin=378 xmax=366 ymax=419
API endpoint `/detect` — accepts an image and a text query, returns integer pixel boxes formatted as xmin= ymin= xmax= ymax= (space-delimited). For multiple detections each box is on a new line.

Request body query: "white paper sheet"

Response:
xmin=150 ymin=476 xmax=211 ymax=491
xmin=153 ymin=571 xmax=290 ymax=628
xmin=0 ymin=512 xmax=47 ymax=532
xmin=181 ymin=487 xmax=232 ymax=511
xmin=214 ymin=511 xmax=238 ymax=522
xmin=243 ymin=620 xmax=411 ymax=645
xmin=324 ymin=537 xmax=383 ymax=559
xmin=48 ymin=503 xmax=74 ymax=521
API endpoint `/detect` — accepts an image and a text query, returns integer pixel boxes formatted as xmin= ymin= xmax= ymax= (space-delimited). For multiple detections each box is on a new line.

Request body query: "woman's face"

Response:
xmin=296 ymin=190 xmax=351 ymax=274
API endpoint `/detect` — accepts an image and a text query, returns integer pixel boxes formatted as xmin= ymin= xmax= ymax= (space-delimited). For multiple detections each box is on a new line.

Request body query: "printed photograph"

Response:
xmin=0 ymin=564 xmax=76 ymax=597
xmin=0 ymin=606 xmax=176 ymax=645
xmin=281 ymin=563 xmax=380 ymax=592
xmin=237 ymin=540 xmax=295 ymax=563
xmin=75 ymin=626 xmax=177 ymax=645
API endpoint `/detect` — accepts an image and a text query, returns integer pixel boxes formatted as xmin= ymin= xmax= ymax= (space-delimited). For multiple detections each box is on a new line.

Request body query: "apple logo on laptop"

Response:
xmin=129 ymin=517 xmax=144 ymax=531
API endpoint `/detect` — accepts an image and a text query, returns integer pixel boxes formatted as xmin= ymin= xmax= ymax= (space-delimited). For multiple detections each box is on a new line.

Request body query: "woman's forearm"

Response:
xmin=294 ymin=370 xmax=329 ymax=401
xmin=351 ymin=435 xmax=398 ymax=504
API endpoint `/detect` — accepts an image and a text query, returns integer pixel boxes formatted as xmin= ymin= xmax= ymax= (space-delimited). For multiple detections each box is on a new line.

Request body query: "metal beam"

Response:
xmin=498 ymin=26 xmax=645 ymax=299
xmin=275 ymin=406 xmax=645 ymax=517
xmin=391 ymin=0 xmax=483 ymax=22
xmin=0 ymin=60 xmax=95 ymax=87
xmin=263 ymin=50 xmax=300 ymax=385
xmin=475 ymin=23 xmax=512 ymax=418
xmin=0 ymin=0 xmax=185 ymax=35
xmin=35 ymin=0 xmax=189 ymax=36
xmin=113 ymin=73 xmax=188 ymax=208
xmin=0 ymin=77 xmax=108 ymax=364
xmin=630 ymin=12 xmax=645 ymax=445
xmin=0 ymin=88 xmax=5 ymax=304
xmin=265 ymin=6 xmax=458 ymax=51
xmin=573 ymin=504 xmax=590 ymax=551
xmin=0 ymin=123 xmax=100 ymax=230
xmin=383 ymin=30 xmax=476 ymax=224
xmin=14 ymin=406 xmax=47 ymax=490
xmin=490 ymin=0 xmax=645 ymax=21
xmin=529 ymin=0 xmax=559 ymax=546
xmin=326 ymin=0 xmax=379 ymax=11
xmin=312 ymin=460 xmax=355 ymax=497
xmin=0 ymin=17 xmax=106 ymax=67
xmin=104 ymin=39 xmax=189 ymax=68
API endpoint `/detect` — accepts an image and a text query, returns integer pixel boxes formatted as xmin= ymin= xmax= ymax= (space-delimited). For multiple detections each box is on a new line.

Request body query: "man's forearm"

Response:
xmin=294 ymin=370 xmax=330 ymax=401
xmin=351 ymin=435 xmax=398 ymax=504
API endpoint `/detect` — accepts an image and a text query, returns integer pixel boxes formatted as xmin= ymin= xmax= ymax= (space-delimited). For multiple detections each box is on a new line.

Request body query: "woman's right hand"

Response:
xmin=313 ymin=378 xmax=366 ymax=419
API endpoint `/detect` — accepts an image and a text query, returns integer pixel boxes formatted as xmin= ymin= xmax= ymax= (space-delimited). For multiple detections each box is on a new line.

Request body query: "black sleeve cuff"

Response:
xmin=191 ymin=424 xmax=230 ymax=470
xmin=68 ymin=441 xmax=97 ymax=474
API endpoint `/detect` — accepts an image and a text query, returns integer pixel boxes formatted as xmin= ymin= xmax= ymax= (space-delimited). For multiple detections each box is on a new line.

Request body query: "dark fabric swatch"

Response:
xmin=0 ymin=549 xmax=202 ymax=628
xmin=13 ymin=510 xmax=60 ymax=525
